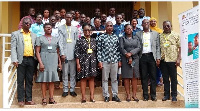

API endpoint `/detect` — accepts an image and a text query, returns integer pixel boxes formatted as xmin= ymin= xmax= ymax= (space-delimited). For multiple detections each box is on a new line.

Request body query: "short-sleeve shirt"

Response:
xmin=160 ymin=31 xmax=180 ymax=62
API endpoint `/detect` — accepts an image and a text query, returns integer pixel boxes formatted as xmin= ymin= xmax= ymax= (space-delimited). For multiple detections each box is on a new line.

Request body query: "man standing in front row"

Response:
xmin=136 ymin=19 xmax=160 ymax=101
xmin=11 ymin=18 xmax=36 ymax=106
xmin=59 ymin=12 xmax=79 ymax=97
xmin=160 ymin=21 xmax=181 ymax=102
xmin=97 ymin=21 xmax=121 ymax=102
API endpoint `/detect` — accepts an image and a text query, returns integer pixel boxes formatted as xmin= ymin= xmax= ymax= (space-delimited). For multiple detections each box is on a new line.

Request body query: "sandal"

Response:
xmin=42 ymin=98 xmax=47 ymax=105
xmin=49 ymin=98 xmax=57 ymax=104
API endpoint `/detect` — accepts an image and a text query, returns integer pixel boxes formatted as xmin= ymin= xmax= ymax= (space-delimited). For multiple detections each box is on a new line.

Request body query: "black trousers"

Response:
xmin=17 ymin=57 xmax=35 ymax=102
xmin=139 ymin=53 xmax=157 ymax=99
xmin=160 ymin=60 xmax=177 ymax=97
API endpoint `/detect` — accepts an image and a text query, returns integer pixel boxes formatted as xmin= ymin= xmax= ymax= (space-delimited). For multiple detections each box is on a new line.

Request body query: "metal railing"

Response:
xmin=1 ymin=34 xmax=17 ymax=108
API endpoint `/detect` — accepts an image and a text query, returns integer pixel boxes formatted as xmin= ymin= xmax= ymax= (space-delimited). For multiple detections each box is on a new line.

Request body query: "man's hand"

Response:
xmin=13 ymin=62 xmax=19 ymax=67
xmin=156 ymin=59 xmax=160 ymax=67
xmin=61 ymin=55 xmax=66 ymax=62
xmin=118 ymin=61 xmax=122 ymax=68
xmin=176 ymin=59 xmax=181 ymax=67
xmin=98 ymin=62 xmax=103 ymax=70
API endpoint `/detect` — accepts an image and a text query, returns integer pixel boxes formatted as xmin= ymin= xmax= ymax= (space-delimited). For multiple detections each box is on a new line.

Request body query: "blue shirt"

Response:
xmin=113 ymin=24 xmax=125 ymax=38
xmin=30 ymin=23 xmax=44 ymax=37
xmin=137 ymin=16 xmax=150 ymax=30
xmin=133 ymin=27 xmax=141 ymax=36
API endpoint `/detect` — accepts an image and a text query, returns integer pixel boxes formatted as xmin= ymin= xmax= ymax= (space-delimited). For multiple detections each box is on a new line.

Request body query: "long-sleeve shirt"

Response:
xmin=97 ymin=33 xmax=121 ymax=63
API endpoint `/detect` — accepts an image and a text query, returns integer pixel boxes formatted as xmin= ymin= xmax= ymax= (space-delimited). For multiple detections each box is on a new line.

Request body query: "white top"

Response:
xmin=90 ymin=17 xmax=95 ymax=27
xmin=142 ymin=31 xmax=152 ymax=53
xmin=106 ymin=15 xmax=116 ymax=25
xmin=51 ymin=26 xmax=59 ymax=38
xmin=60 ymin=19 xmax=66 ymax=26
xmin=42 ymin=18 xmax=49 ymax=24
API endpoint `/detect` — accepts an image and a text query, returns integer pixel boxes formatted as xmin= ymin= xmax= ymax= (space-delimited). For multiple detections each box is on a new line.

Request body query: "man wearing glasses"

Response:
xmin=11 ymin=18 xmax=37 ymax=106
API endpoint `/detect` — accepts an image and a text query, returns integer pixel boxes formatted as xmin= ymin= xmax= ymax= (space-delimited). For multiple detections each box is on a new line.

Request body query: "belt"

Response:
xmin=142 ymin=52 xmax=153 ymax=56
xmin=23 ymin=56 xmax=33 ymax=58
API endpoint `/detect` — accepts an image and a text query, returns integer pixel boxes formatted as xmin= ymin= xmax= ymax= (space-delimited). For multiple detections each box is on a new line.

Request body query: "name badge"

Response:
xmin=143 ymin=43 xmax=149 ymax=47
xmin=87 ymin=49 xmax=93 ymax=54
xmin=48 ymin=46 xmax=52 ymax=50
xmin=67 ymin=38 xmax=72 ymax=43
xmin=164 ymin=43 xmax=170 ymax=47
xmin=119 ymin=33 xmax=123 ymax=37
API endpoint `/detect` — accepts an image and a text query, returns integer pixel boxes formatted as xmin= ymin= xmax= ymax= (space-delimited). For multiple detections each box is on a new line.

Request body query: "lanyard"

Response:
xmin=85 ymin=37 xmax=91 ymax=49
xmin=45 ymin=36 xmax=52 ymax=44
xmin=163 ymin=33 xmax=172 ymax=42
xmin=66 ymin=25 xmax=71 ymax=39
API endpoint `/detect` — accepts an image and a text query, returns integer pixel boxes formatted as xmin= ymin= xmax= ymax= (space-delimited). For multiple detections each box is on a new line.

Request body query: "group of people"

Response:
xmin=11 ymin=7 xmax=183 ymax=107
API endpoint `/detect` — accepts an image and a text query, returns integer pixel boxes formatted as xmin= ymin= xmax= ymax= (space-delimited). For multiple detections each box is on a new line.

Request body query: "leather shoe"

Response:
xmin=62 ymin=92 xmax=68 ymax=97
xmin=70 ymin=92 xmax=77 ymax=97
xmin=112 ymin=95 xmax=121 ymax=102
xmin=132 ymin=97 xmax=139 ymax=102
xmin=162 ymin=96 xmax=170 ymax=101
xmin=25 ymin=101 xmax=35 ymax=105
xmin=104 ymin=97 xmax=110 ymax=102
xmin=18 ymin=101 xmax=24 ymax=107
xmin=143 ymin=98 xmax=149 ymax=101
xmin=172 ymin=96 xmax=177 ymax=102
xmin=81 ymin=100 xmax=86 ymax=103
xmin=151 ymin=97 xmax=157 ymax=101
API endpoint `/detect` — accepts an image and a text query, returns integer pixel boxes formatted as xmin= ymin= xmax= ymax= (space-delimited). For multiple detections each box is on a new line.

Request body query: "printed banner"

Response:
xmin=178 ymin=6 xmax=199 ymax=108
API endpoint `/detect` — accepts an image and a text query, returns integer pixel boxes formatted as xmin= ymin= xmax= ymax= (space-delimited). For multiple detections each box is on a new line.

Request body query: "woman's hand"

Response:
xmin=125 ymin=52 xmax=132 ymax=58
xmin=39 ymin=63 xmax=45 ymax=72
xmin=61 ymin=55 xmax=66 ymax=62
xmin=58 ymin=63 xmax=62 ymax=71
xmin=77 ymin=64 xmax=81 ymax=72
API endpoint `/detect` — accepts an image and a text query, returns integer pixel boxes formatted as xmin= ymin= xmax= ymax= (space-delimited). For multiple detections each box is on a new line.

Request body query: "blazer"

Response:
xmin=11 ymin=30 xmax=37 ymax=64
xmin=58 ymin=24 xmax=78 ymax=60
xmin=135 ymin=30 xmax=161 ymax=61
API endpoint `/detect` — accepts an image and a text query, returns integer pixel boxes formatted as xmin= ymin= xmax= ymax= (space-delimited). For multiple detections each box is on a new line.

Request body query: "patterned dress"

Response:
xmin=75 ymin=36 xmax=98 ymax=79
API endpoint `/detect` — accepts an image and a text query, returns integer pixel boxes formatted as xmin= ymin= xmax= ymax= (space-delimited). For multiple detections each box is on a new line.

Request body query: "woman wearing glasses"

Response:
xmin=75 ymin=23 xmax=98 ymax=103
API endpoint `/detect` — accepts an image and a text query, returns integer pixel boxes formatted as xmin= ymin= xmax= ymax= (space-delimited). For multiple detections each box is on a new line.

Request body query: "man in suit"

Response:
xmin=136 ymin=19 xmax=161 ymax=101
xmin=11 ymin=18 xmax=37 ymax=106
xmin=58 ymin=12 xmax=79 ymax=97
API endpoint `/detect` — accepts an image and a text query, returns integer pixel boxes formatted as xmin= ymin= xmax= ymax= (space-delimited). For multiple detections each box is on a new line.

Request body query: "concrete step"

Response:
xmin=11 ymin=91 xmax=184 ymax=105
xmin=30 ymin=85 xmax=164 ymax=96
xmin=32 ymin=80 xmax=143 ymax=89
xmin=11 ymin=100 xmax=185 ymax=108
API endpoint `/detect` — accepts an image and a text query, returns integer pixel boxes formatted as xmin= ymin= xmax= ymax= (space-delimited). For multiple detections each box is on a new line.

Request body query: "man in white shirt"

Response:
xmin=106 ymin=7 xmax=116 ymax=25
xmin=91 ymin=8 xmax=101 ymax=27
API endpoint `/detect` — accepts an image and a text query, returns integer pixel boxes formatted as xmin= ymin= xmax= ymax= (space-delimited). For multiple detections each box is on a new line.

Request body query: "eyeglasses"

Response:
xmin=83 ymin=29 xmax=92 ymax=32
xmin=24 ymin=22 xmax=32 ymax=25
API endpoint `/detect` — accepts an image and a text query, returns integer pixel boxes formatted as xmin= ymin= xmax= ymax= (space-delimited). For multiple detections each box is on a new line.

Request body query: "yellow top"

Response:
xmin=21 ymin=29 xmax=34 ymax=56
xmin=150 ymin=17 xmax=163 ymax=34
xmin=160 ymin=31 xmax=180 ymax=62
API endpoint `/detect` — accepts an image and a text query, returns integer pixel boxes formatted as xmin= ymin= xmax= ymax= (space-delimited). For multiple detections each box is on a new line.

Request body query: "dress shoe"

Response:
xmin=112 ymin=95 xmax=121 ymax=102
xmin=126 ymin=98 xmax=131 ymax=102
xmin=143 ymin=98 xmax=149 ymax=101
xmin=62 ymin=92 xmax=68 ymax=97
xmin=132 ymin=97 xmax=139 ymax=102
xmin=25 ymin=101 xmax=36 ymax=105
xmin=104 ymin=97 xmax=110 ymax=102
xmin=81 ymin=100 xmax=86 ymax=103
xmin=151 ymin=97 xmax=157 ymax=101
xmin=90 ymin=99 xmax=95 ymax=103
xmin=172 ymin=96 xmax=177 ymax=102
xmin=162 ymin=96 xmax=170 ymax=101
xmin=70 ymin=92 xmax=77 ymax=97
xmin=18 ymin=101 xmax=24 ymax=107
